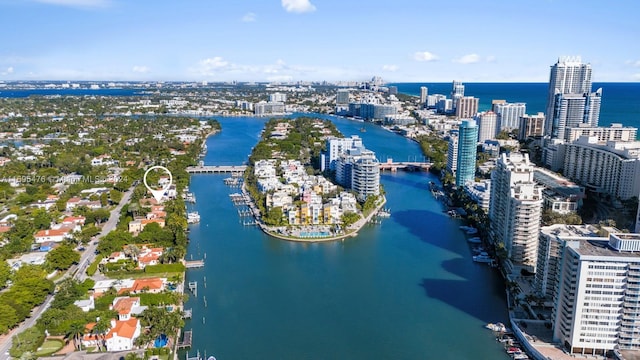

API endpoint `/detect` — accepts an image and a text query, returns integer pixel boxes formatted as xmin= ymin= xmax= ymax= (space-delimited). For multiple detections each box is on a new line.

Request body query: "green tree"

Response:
xmin=32 ymin=208 xmax=53 ymax=230
xmin=0 ymin=261 xmax=11 ymax=289
xmin=0 ymin=303 xmax=18 ymax=334
xmin=45 ymin=244 xmax=80 ymax=271
xmin=66 ymin=321 xmax=86 ymax=351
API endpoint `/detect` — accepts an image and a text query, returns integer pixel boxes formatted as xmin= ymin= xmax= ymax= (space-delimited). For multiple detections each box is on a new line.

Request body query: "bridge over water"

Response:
xmin=378 ymin=161 xmax=431 ymax=172
xmin=186 ymin=165 xmax=247 ymax=174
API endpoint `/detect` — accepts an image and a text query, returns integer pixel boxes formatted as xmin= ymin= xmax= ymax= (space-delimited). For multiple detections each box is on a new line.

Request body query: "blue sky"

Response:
xmin=0 ymin=0 xmax=639 ymax=82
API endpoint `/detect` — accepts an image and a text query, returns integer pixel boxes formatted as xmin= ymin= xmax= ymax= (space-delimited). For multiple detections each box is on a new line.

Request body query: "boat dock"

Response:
xmin=185 ymin=260 xmax=204 ymax=268
xmin=188 ymin=281 xmax=198 ymax=297
xmin=177 ymin=330 xmax=193 ymax=349
xmin=183 ymin=308 xmax=192 ymax=319
xmin=229 ymin=193 xmax=248 ymax=205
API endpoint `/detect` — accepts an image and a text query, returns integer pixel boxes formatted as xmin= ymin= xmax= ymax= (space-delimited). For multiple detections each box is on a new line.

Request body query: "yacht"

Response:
xmin=187 ymin=211 xmax=201 ymax=224
xmin=473 ymin=254 xmax=493 ymax=263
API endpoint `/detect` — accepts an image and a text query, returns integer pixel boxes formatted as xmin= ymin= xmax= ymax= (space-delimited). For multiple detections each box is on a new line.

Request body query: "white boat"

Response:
xmin=466 ymin=227 xmax=478 ymax=235
xmin=467 ymin=237 xmax=482 ymax=244
xmin=187 ymin=211 xmax=201 ymax=224
xmin=485 ymin=322 xmax=507 ymax=332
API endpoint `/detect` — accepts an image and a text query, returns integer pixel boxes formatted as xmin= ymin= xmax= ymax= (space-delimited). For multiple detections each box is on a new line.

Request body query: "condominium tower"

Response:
xmin=489 ymin=153 xmax=543 ymax=271
xmin=455 ymin=119 xmax=478 ymax=186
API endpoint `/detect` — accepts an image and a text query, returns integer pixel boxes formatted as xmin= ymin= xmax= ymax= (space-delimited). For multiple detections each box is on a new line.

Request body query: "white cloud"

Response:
xmin=32 ymin=0 xmax=111 ymax=8
xmin=189 ymin=57 xmax=361 ymax=82
xmin=632 ymin=73 xmax=640 ymax=81
xmin=413 ymin=51 xmax=438 ymax=62
xmin=281 ymin=0 xmax=316 ymax=13
xmin=1 ymin=67 xmax=14 ymax=76
xmin=486 ymin=55 xmax=496 ymax=62
xmin=132 ymin=65 xmax=150 ymax=74
xmin=453 ymin=53 xmax=480 ymax=64
xmin=382 ymin=64 xmax=398 ymax=72
xmin=242 ymin=12 xmax=257 ymax=22
xmin=199 ymin=57 xmax=230 ymax=73
xmin=626 ymin=60 xmax=640 ymax=67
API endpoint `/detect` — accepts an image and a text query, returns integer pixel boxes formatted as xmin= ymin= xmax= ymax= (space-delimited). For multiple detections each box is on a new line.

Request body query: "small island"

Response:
xmin=243 ymin=117 xmax=386 ymax=242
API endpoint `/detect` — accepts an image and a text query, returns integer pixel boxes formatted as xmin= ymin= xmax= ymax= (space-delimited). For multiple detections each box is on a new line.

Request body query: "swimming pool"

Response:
xmin=299 ymin=231 xmax=330 ymax=238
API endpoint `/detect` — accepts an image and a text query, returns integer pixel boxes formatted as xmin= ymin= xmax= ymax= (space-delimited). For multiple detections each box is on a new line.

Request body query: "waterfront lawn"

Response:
xmin=35 ymin=339 xmax=64 ymax=357
xmin=105 ymin=271 xmax=183 ymax=280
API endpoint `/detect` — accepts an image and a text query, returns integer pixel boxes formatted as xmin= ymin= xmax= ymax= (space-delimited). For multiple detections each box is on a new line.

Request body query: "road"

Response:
xmin=0 ymin=187 xmax=134 ymax=359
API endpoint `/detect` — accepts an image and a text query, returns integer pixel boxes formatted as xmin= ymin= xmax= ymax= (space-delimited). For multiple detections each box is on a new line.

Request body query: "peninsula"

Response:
xmin=243 ymin=117 xmax=386 ymax=241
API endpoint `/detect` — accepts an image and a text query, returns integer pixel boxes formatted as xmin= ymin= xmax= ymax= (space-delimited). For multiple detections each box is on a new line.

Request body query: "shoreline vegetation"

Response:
xmin=239 ymin=116 xmax=388 ymax=242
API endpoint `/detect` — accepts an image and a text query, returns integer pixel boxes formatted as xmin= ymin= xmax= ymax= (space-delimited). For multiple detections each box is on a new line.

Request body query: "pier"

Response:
xmin=185 ymin=260 xmax=205 ymax=268
xmin=177 ymin=330 xmax=193 ymax=349
xmin=186 ymin=165 xmax=247 ymax=174
xmin=188 ymin=281 xmax=198 ymax=297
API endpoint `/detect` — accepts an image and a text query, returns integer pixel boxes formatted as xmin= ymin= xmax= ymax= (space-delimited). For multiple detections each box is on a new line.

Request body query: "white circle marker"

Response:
xmin=143 ymin=165 xmax=173 ymax=203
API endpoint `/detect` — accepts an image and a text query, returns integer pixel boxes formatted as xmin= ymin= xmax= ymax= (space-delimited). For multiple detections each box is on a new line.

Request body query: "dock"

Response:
xmin=183 ymin=308 xmax=192 ymax=319
xmin=177 ymin=330 xmax=193 ymax=349
xmin=185 ymin=260 xmax=205 ymax=268
xmin=188 ymin=281 xmax=198 ymax=297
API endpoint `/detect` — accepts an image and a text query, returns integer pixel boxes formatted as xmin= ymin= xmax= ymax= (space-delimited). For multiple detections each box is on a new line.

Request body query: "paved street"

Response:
xmin=0 ymin=186 xmax=134 ymax=359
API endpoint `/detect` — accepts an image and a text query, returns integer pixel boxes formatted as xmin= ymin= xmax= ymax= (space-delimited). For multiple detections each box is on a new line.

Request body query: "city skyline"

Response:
xmin=1 ymin=0 xmax=640 ymax=82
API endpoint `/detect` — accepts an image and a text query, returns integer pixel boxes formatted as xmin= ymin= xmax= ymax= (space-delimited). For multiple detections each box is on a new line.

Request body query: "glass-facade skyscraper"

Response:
xmin=455 ymin=119 xmax=478 ymax=186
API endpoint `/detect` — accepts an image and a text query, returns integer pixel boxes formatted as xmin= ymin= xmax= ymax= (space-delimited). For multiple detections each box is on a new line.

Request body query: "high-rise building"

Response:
xmin=269 ymin=92 xmax=287 ymax=103
xmin=548 ymin=229 xmax=640 ymax=355
xmin=565 ymin=123 xmax=637 ymax=143
xmin=336 ymin=149 xmax=380 ymax=201
xmin=420 ymin=86 xmax=428 ymax=104
xmin=563 ymin=137 xmax=640 ymax=200
xmin=636 ymin=201 xmax=640 ymax=233
xmin=548 ymin=89 xmax=602 ymax=140
xmin=320 ymin=135 xmax=364 ymax=172
xmin=451 ymin=80 xmax=465 ymax=102
xmin=518 ymin=112 xmax=545 ymax=140
xmin=446 ymin=133 xmax=459 ymax=174
xmin=491 ymin=99 xmax=506 ymax=112
xmin=475 ymin=111 xmax=499 ymax=143
xmin=489 ymin=153 xmax=543 ymax=271
xmin=494 ymin=102 xmax=526 ymax=131
xmin=455 ymin=119 xmax=478 ymax=186
xmin=534 ymin=224 xmax=601 ymax=298
xmin=336 ymin=89 xmax=350 ymax=105
xmin=427 ymin=94 xmax=446 ymax=108
xmin=455 ymin=96 xmax=479 ymax=118
xmin=544 ymin=57 xmax=598 ymax=139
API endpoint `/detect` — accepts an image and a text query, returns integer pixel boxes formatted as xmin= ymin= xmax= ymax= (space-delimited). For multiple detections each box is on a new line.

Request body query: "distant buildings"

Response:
xmin=451 ymin=80 xmax=465 ymax=106
xmin=563 ymin=137 xmax=640 ymax=200
xmin=544 ymin=56 xmax=593 ymax=133
xmin=455 ymin=119 xmax=478 ymax=186
xmin=269 ymin=92 xmax=287 ymax=103
xmin=254 ymin=101 xmax=285 ymax=116
xmin=544 ymin=56 xmax=601 ymax=140
xmin=489 ymin=153 xmax=543 ymax=271
xmin=475 ymin=111 xmax=499 ymax=143
xmin=455 ymin=96 xmax=479 ymax=119
xmin=336 ymin=89 xmax=350 ymax=105
xmin=493 ymin=102 xmax=526 ymax=131
xmin=518 ymin=112 xmax=545 ymax=140
xmin=420 ymin=86 xmax=428 ymax=104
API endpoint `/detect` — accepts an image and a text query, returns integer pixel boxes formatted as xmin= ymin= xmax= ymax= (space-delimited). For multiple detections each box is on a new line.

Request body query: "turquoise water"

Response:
xmin=181 ymin=115 xmax=509 ymax=359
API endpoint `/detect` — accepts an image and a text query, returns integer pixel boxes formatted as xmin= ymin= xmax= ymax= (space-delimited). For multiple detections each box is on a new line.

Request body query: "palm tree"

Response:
xmin=93 ymin=318 xmax=111 ymax=352
xmin=123 ymin=244 xmax=141 ymax=263
xmin=67 ymin=321 xmax=86 ymax=351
